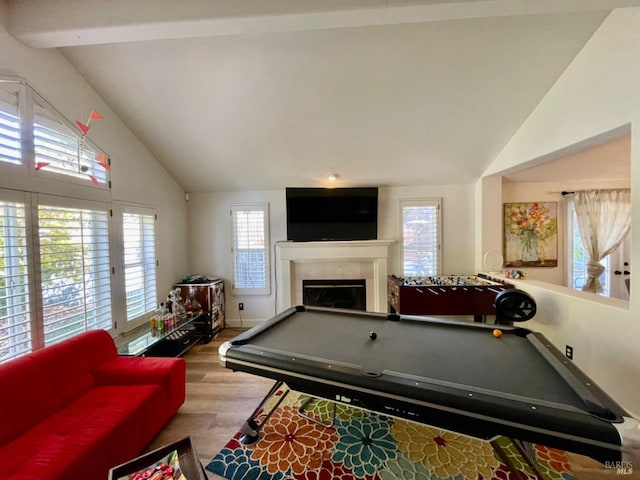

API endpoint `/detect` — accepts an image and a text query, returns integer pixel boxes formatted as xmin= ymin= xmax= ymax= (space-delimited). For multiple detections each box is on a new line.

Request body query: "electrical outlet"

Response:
xmin=565 ymin=345 xmax=573 ymax=360
xmin=239 ymin=302 xmax=244 ymax=311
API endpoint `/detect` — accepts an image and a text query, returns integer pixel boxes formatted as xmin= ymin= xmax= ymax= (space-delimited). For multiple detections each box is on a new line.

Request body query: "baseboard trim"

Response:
xmin=224 ymin=318 xmax=263 ymax=329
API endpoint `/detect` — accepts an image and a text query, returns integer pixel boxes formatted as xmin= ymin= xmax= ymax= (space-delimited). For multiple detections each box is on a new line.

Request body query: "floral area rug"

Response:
xmin=206 ymin=386 xmax=578 ymax=480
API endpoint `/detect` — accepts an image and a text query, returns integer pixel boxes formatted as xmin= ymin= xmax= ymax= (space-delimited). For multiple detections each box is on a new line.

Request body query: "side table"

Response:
xmin=115 ymin=314 xmax=204 ymax=357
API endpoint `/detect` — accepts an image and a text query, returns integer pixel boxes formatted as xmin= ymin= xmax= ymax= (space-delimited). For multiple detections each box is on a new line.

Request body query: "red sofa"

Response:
xmin=0 ymin=330 xmax=186 ymax=480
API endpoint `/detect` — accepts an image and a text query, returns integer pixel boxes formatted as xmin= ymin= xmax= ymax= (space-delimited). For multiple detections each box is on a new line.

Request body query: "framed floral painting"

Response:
xmin=504 ymin=202 xmax=558 ymax=267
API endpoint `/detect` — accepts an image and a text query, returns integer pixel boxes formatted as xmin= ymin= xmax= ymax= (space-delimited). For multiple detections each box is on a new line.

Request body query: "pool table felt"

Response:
xmin=236 ymin=309 xmax=589 ymax=411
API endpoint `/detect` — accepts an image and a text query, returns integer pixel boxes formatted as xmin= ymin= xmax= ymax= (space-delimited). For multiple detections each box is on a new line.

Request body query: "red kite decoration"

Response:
xmin=96 ymin=153 xmax=111 ymax=171
xmin=75 ymin=110 xmax=108 ymax=185
xmin=76 ymin=110 xmax=103 ymax=137
xmin=76 ymin=120 xmax=89 ymax=135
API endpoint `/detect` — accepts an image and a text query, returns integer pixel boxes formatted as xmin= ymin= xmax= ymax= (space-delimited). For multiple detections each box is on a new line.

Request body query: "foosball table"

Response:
xmin=387 ymin=274 xmax=513 ymax=322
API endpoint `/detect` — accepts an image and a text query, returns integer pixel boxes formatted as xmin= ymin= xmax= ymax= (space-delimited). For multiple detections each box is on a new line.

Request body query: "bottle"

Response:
xmin=175 ymin=301 xmax=186 ymax=320
xmin=150 ymin=315 xmax=157 ymax=336
xmin=184 ymin=295 xmax=192 ymax=315
xmin=191 ymin=295 xmax=202 ymax=315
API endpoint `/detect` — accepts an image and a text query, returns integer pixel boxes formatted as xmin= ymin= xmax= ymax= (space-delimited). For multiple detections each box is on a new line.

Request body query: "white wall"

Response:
xmin=187 ymin=190 xmax=286 ymax=324
xmin=188 ymin=183 xmax=476 ymax=324
xmin=480 ymin=8 xmax=640 ymax=416
xmin=0 ymin=7 xmax=189 ymax=300
xmin=378 ymin=184 xmax=475 ymax=275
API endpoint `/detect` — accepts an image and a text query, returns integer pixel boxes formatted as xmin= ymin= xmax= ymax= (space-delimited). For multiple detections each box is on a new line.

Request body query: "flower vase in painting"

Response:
xmin=521 ymin=234 xmax=539 ymax=262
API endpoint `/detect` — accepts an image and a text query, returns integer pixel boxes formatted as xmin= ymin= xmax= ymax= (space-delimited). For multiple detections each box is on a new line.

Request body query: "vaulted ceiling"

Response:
xmin=5 ymin=0 xmax=639 ymax=192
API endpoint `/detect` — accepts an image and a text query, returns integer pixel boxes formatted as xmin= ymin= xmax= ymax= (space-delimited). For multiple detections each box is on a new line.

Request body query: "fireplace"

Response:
xmin=303 ymin=279 xmax=366 ymax=311
xmin=275 ymin=240 xmax=394 ymax=313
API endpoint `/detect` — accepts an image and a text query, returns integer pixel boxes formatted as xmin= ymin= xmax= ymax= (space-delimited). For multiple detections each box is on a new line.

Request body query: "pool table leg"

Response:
xmin=238 ymin=380 xmax=290 ymax=444
xmin=512 ymin=439 xmax=547 ymax=480
xmin=491 ymin=439 xmax=547 ymax=480
xmin=298 ymin=396 xmax=337 ymax=428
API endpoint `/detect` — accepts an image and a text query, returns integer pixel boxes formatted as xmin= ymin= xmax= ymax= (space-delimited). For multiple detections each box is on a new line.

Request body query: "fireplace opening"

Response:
xmin=303 ymin=279 xmax=366 ymax=311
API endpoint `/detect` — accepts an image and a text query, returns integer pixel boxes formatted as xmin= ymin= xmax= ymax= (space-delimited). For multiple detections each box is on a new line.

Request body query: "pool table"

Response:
xmin=219 ymin=305 xmax=640 ymax=464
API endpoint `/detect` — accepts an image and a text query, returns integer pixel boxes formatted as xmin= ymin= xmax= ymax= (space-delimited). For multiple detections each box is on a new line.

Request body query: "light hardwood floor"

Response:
xmin=147 ymin=327 xmax=273 ymax=479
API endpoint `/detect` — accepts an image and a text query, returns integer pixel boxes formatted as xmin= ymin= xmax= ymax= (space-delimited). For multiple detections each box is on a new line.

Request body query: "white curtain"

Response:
xmin=573 ymin=189 xmax=631 ymax=293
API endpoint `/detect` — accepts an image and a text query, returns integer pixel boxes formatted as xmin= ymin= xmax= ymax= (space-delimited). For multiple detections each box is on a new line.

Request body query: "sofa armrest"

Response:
xmin=92 ymin=356 xmax=186 ymax=408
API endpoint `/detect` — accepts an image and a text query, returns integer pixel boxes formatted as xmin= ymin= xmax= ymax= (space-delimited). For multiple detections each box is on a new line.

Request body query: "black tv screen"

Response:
xmin=286 ymin=187 xmax=378 ymax=242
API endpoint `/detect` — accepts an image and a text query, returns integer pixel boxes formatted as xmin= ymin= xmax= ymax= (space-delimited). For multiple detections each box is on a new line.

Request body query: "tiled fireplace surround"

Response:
xmin=275 ymin=240 xmax=394 ymax=313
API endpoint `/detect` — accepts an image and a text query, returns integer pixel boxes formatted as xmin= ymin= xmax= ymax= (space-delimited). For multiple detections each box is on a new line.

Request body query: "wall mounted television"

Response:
xmin=286 ymin=187 xmax=378 ymax=242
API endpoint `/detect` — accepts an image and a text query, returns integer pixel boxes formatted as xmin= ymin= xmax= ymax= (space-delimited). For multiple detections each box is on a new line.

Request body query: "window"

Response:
xmin=566 ymin=194 xmax=631 ymax=300
xmin=0 ymin=76 xmax=124 ymax=362
xmin=568 ymin=204 xmax=607 ymax=293
xmin=122 ymin=205 xmax=157 ymax=322
xmin=401 ymin=199 xmax=441 ymax=277
xmin=0 ymin=194 xmax=31 ymax=362
xmin=33 ymin=98 xmax=108 ymax=186
xmin=38 ymin=198 xmax=112 ymax=346
xmin=231 ymin=204 xmax=270 ymax=295
xmin=0 ymin=77 xmax=109 ymax=188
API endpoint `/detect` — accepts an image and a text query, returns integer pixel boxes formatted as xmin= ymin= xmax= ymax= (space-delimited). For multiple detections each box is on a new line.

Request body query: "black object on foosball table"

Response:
xmin=495 ymin=288 xmax=537 ymax=325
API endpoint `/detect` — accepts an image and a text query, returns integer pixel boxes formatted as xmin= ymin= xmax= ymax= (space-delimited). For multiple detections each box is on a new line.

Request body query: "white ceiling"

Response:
xmin=6 ymin=0 xmax=639 ymax=192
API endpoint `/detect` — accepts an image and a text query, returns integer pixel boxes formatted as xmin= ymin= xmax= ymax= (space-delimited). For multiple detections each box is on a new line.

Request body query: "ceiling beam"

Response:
xmin=6 ymin=0 xmax=640 ymax=48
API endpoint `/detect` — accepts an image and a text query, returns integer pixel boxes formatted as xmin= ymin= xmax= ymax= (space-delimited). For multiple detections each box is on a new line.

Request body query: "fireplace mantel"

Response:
xmin=275 ymin=240 xmax=395 ymax=313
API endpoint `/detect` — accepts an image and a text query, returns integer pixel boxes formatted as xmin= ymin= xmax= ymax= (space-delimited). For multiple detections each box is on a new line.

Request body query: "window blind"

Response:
xmin=231 ymin=204 xmax=270 ymax=294
xmin=401 ymin=200 xmax=441 ymax=277
xmin=38 ymin=203 xmax=112 ymax=346
xmin=33 ymin=99 xmax=107 ymax=185
xmin=0 ymin=200 xmax=31 ymax=363
xmin=123 ymin=206 xmax=157 ymax=321
xmin=0 ymin=86 xmax=22 ymax=166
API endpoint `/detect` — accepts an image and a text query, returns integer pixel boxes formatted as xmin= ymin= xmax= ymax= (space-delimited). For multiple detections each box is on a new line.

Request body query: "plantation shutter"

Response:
xmin=231 ymin=204 xmax=270 ymax=295
xmin=401 ymin=199 xmax=441 ymax=277
xmin=33 ymin=97 xmax=107 ymax=185
xmin=0 ymin=192 xmax=31 ymax=362
xmin=122 ymin=205 xmax=157 ymax=321
xmin=38 ymin=197 xmax=112 ymax=345
xmin=0 ymin=85 xmax=22 ymax=166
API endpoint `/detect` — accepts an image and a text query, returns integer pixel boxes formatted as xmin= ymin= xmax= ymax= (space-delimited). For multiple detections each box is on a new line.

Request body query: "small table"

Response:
xmin=219 ymin=305 xmax=640 ymax=465
xmin=115 ymin=315 xmax=203 ymax=356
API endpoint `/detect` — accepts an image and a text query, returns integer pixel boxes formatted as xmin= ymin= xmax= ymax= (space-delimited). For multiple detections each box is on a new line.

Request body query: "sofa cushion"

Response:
xmin=0 ymin=355 xmax=62 ymax=446
xmin=29 ymin=330 xmax=118 ymax=406
xmin=93 ymin=355 xmax=186 ymax=413
xmin=1 ymin=384 xmax=164 ymax=480
xmin=0 ymin=331 xmax=120 ymax=447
